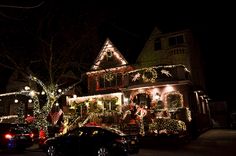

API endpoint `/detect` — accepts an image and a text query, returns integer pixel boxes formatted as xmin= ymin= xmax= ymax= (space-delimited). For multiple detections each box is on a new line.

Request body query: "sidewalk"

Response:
xmin=139 ymin=134 xmax=190 ymax=149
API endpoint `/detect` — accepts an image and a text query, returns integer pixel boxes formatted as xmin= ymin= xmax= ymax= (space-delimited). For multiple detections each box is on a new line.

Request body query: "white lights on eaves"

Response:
xmin=91 ymin=39 xmax=128 ymax=70
xmin=87 ymin=66 xmax=128 ymax=75
xmin=93 ymin=48 xmax=127 ymax=70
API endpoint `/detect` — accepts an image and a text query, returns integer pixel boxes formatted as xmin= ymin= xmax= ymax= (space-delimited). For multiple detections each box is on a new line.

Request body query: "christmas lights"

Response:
xmin=91 ymin=39 xmax=128 ymax=70
xmin=127 ymin=64 xmax=190 ymax=74
xmin=0 ymin=115 xmax=18 ymax=123
xmin=0 ymin=74 xmax=79 ymax=136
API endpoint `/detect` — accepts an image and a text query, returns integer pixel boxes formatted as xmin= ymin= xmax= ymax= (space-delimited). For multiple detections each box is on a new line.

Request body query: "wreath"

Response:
xmin=142 ymin=68 xmax=157 ymax=83
xmin=105 ymin=72 xmax=114 ymax=82
xmin=106 ymin=50 xmax=113 ymax=58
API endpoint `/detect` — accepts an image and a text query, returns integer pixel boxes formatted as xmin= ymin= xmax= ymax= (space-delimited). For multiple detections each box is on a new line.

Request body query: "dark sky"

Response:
xmin=0 ymin=1 xmax=234 ymax=109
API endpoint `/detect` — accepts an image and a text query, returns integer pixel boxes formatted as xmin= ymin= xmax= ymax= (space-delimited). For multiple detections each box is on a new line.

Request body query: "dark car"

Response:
xmin=42 ymin=126 xmax=139 ymax=156
xmin=0 ymin=123 xmax=34 ymax=151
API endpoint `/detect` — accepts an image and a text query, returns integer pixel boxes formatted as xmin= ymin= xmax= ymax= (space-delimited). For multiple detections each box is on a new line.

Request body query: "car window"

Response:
xmin=103 ymin=127 xmax=125 ymax=136
xmin=90 ymin=130 xmax=102 ymax=137
xmin=68 ymin=128 xmax=88 ymax=137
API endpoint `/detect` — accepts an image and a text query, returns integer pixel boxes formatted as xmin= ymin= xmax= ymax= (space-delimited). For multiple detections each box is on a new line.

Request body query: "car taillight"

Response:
xmin=4 ymin=133 xmax=14 ymax=139
xmin=30 ymin=133 xmax=34 ymax=138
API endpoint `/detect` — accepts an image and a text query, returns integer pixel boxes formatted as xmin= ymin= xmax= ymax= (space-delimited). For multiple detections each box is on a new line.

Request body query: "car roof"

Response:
xmin=76 ymin=126 xmax=126 ymax=136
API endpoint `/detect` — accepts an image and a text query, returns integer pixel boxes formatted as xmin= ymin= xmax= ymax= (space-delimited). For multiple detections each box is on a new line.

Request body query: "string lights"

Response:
xmin=0 ymin=74 xmax=79 ymax=136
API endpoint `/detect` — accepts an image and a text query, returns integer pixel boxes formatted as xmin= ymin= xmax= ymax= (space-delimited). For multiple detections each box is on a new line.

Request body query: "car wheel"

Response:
xmin=97 ymin=147 xmax=110 ymax=156
xmin=47 ymin=145 xmax=57 ymax=156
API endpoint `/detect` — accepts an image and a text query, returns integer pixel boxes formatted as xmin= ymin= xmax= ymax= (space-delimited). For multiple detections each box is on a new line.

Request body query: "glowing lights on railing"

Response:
xmin=29 ymin=91 xmax=36 ymax=97
xmin=14 ymin=99 xmax=19 ymax=103
xmin=24 ymin=86 xmax=30 ymax=91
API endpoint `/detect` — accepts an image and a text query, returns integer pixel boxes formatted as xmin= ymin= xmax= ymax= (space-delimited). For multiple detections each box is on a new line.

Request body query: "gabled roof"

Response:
xmin=91 ymin=38 xmax=128 ymax=70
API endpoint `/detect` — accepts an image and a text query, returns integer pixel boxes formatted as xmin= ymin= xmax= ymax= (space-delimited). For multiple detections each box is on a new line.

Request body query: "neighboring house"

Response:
xmin=67 ymin=27 xmax=211 ymax=137
xmin=136 ymin=27 xmax=205 ymax=89
xmin=5 ymin=71 xmax=30 ymax=116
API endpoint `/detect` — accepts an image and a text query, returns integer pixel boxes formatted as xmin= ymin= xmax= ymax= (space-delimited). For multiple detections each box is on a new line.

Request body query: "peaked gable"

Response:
xmin=136 ymin=27 xmax=165 ymax=67
xmin=91 ymin=38 xmax=128 ymax=70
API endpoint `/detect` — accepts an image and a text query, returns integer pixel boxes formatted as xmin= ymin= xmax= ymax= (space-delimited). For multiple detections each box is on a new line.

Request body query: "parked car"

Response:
xmin=0 ymin=123 xmax=34 ymax=151
xmin=42 ymin=126 xmax=139 ymax=156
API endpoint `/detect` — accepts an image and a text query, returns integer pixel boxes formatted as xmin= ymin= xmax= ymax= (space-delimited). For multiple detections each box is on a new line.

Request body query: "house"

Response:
xmin=66 ymin=27 xmax=212 ymax=137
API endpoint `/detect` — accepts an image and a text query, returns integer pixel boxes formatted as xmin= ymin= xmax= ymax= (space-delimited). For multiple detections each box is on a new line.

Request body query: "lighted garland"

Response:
xmin=186 ymin=107 xmax=192 ymax=122
xmin=127 ymin=64 xmax=190 ymax=74
xmin=16 ymin=102 xmax=25 ymax=124
xmin=135 ymin=106 xmax=147 ymax=136
xmin=0 ymin=115 xmax=18 ymax=123
xmin=142 ymin=68 xmax=157 ymax=83
xmin=165 ymin=91 xmax=183 ymax=109
xmin=99 ymin=96 xmax=118 ymax=103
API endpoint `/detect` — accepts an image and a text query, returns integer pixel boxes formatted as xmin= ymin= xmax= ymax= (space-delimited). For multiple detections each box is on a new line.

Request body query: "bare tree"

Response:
xmin=0 ymin=0 xmax=45 ymax=20
xmin=0 ymin=1 xmax=102 ymax=135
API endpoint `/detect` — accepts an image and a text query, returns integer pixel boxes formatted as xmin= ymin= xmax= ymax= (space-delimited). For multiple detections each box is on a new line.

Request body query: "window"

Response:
xmin=154 ymin=38 xmax=161 ymax=50
xmin=98 ymin=73 xmax=123 ymax=89
xmin=168 ymin=35 xmax=184 ymax=46
xmin=166 ymin=91 xmax=183 ymax=110
xmin=133 ymin=93 xmax=151 ymax=108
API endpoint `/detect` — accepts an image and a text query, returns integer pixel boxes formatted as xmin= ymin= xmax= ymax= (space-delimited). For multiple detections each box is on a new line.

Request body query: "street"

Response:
xmin=1 ymin=129 xmax=236 ymax=156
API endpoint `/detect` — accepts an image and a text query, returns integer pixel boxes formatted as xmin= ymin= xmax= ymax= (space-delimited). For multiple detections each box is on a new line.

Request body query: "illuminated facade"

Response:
xmin=67 ymin=28 xmax=211 ymax=136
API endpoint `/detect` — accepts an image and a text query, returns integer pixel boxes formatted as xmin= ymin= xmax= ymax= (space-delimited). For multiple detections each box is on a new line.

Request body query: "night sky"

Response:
xmin=0 ymin=1 xmax=234 ymax=110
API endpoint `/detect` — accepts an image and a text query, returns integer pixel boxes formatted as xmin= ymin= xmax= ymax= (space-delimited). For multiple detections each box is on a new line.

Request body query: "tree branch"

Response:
xmin=0 ymin=1 xmax=45 ymax=9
